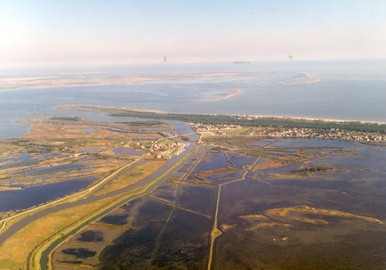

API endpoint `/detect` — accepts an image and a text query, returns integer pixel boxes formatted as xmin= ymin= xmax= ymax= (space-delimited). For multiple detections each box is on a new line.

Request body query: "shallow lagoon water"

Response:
xmin=112 ymin=148 xmax=142 ymax=156
xmin=10 ymin=163 xmax=91 ymax=176
xmin=192 ymin=152 xmax=231 ymax=173
xmin=178 ymin=185 xmax=217 ymax=216
xmin=212 ymin=139 xmax=386 ymax=269
xmin=225 ymin=154 xmax=255 ymax=167
xmin=0 ymin=176 xmax=95 ymax=212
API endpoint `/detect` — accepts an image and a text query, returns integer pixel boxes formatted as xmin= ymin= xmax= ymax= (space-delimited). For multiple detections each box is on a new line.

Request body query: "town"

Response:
xmin=191 ymin=123 xmax=386 ymax=143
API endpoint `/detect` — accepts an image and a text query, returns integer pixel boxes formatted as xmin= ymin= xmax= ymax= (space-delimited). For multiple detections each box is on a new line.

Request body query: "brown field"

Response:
xmin=266 ymin=205 xmax=383 ymax=224
xmin=196 ymin=166 xmax=239 ymax=177
xmin=252 ymin=159 xmax=282 ymax=171
xmin=94 ymin=160 xmax=166 ymax=196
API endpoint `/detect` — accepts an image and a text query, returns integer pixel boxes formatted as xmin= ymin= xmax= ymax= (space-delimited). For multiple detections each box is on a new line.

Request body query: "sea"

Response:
xmin=0 ymin=59 xmax=385 ymax=139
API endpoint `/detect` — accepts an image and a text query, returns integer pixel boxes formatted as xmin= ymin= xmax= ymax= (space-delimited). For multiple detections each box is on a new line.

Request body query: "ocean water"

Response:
xmin=0 ymin=59 xmax=385 ymax=138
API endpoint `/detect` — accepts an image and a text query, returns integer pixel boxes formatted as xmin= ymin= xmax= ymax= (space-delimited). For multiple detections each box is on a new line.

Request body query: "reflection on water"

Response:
xmin=10 ymin=163 xmax=91 ymax=176
xmin=192 ymin=152 xmax=231 ymax=173
xmin=214 ymin=139 xmax=386 ymax=269
xmin=112 ymin=148 xmax=142 ymax=156
xmin=178 ymin=185 xmax=217 ymax=216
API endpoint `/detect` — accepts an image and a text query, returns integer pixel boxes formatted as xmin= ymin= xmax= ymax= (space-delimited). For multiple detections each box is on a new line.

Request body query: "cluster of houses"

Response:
xmin=150 ymin=141 xmax=187 ymax=159
xmin=247 ymin=127 xmax=385 ymax=142
xmin=191 ymin=123 xmax=385 ymax=143
xmin=191 ymin=123 xmax=242 ymax=132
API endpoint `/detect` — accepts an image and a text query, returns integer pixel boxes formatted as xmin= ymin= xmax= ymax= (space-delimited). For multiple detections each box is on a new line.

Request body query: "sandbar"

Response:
xmin=200 ymin=88 xmax=242 ymax=102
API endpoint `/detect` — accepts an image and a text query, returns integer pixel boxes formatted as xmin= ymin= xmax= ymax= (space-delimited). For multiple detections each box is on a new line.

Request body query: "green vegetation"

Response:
xmin=62 ymin=248 xmax=96 ymax=258
xmin=50 ymin=116 xmax=82 ymax=121
xmin=122 ymin=121 xmax=164 ymax=126
xmin=290 ymin=166 xmax=333 ymax=174
xmin=94 ymin=107 xmax=386 ymax=134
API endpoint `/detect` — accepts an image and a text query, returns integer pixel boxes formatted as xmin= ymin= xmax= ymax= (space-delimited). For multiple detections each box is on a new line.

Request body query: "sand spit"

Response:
xmin=57 ymin=104 xmax=167 ymax=114
xmin=0 ymin=71 xmax=320 ymax=92
xmin=0 ymin=76 xmax=163 ymax=91
xmin=302 ymin=73 xmax=320 ymax=84
xmin=268 ymin=72 xmax=320 ymax=86
xmin=200 ymin=88 xmax=242 ymax=102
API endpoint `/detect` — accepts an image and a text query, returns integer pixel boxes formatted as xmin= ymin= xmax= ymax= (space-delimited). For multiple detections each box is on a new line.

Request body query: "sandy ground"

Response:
xmin=200 ymin=88 xmax=242 ymax=102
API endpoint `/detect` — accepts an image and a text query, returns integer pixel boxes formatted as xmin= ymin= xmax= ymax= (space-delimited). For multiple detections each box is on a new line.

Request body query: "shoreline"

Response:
xmin=57 ymin=104 xmax=386 ymax=126
xmin=240 ymin=114 xmax=386 ymax=125
xmin=56 ymin=104 xmax=167 ymax=114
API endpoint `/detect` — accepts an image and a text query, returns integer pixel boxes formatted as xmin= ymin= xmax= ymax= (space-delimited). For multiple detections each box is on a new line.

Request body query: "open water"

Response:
xmin=1 ymin=59 xmax=385 ymax=138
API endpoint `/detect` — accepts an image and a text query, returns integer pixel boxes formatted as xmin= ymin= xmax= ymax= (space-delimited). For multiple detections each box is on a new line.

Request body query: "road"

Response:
xmin=33 ymin=141 xmax=197 ymax=270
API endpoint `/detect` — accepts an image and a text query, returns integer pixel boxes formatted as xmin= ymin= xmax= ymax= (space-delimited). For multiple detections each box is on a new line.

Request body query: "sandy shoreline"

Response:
xmin=302 ymin=73 xmax=320 ymax=84
xmin=1 ymin=71 xmax=320 ymax=91
xmin=57 ymin=104 xmax=386 ymax=126
xmin=0 ymin=76 xmax=165 ymax=91
xmin=57 ymin=104 xmax=167 ymax=114
xmin=242 ymin=114 xmax=386 ymax=125
xmin=201 ymin=88 xmax=242 ymax=102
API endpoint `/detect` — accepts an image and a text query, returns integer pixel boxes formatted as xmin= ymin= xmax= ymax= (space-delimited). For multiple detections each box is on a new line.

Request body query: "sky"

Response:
xmin=1 ymin=0 xmax=386 ymax=67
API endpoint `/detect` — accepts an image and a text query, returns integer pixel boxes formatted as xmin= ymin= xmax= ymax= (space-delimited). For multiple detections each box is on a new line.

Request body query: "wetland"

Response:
xmin=0 ymin=106 xmax=385 ymax=270
xmin=51 ymin=135 xmax=386 ymax=270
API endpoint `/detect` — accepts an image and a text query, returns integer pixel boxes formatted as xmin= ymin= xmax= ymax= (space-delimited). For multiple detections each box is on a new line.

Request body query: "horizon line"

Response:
xmin=2 ymin=57 xmax=386 ymax=70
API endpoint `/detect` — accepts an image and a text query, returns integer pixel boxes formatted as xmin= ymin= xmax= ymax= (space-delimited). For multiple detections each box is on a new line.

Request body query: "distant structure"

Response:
xmin=288 ymin=55 xmax=293 ymax=60
xmin=164 ymin=56 xmax=167 ymax=63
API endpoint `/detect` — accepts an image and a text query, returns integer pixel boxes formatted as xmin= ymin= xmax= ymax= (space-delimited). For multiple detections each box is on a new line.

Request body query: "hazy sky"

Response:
xmin=1 ymin=0 xmax=386 ymax=67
